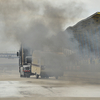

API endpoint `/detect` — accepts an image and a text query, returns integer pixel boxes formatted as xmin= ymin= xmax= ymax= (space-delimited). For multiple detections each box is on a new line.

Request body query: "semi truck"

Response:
xmin=17 ymin=45 xmax=65 ymax=79
xmin=17 ymin=45 xmax=32 ymax=78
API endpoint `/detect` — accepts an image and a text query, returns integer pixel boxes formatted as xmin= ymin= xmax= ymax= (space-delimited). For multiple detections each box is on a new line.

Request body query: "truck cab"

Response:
xmin=17 ymin=45 xmax=32 ymax=78
xmin=20 ymin=64 xmax=31 ymax=77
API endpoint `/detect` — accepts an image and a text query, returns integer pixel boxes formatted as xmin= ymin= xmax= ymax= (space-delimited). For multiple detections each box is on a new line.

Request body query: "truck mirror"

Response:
xmin=17 ymin=52 xmax=19 ymax=56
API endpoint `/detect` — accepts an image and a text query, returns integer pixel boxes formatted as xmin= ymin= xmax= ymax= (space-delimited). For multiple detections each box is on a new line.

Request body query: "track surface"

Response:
xmin=0 ymin=58 xmax=100 ymax=100
xmin=0 ymin=74 xmax=100 ymax=100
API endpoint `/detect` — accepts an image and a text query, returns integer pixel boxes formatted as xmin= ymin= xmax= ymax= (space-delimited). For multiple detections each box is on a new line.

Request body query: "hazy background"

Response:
xmin=0 ymin=0 xmax=99 ymax=52
xmin=0 ymin=0 xmax=100 ymax=83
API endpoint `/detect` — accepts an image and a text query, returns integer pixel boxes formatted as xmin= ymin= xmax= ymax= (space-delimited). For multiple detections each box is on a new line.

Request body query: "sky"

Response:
xmin=50 ymin=0 xmax=100 ymax=15
xmin=0 ymin=0 xmax=100 ymax=52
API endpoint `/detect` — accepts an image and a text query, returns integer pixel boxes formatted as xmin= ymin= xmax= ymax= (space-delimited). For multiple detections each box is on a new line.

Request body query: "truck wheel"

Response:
xmin=20 ymin=73 xmax=22 ymax=77
xmin=36 ymin=74 xmax=39 ymax=79
xmin=20 ymin=72 xmax=22 ymax=77
xmin=20 ymin=74 xmax=22 ymax=77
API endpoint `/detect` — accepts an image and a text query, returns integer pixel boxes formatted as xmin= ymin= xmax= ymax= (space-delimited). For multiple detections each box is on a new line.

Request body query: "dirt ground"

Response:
xmin=0 ymin=73 xmax=100 ymax=100
xmin=1 ymin=97 xmax=100 ymax=100
xmin=0 ymin=58 xmax=100 ymax=100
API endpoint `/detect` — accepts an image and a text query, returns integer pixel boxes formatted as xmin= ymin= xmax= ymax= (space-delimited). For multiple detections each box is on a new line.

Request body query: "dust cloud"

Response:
xmin=0 ymin=0 xmax=85 ymax=51
xmin=0 ymin=0 xmax=94 ymax=79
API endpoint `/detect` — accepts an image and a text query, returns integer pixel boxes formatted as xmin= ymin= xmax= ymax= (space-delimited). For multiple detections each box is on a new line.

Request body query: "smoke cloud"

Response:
xmin=0 ymin=0 xmax=85 ymax=52
xmin=0 ymin=0 xmax=92 ymax=78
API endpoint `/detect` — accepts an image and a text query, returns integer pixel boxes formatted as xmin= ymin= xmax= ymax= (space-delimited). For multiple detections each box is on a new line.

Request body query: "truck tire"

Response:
xmin=20 ymin=73 xmax=22 ymax=77
xmin=36 ymin=74 xmax=39 ymax=79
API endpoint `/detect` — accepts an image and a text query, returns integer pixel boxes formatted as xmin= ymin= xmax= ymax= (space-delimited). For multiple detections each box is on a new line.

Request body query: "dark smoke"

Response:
xmin=0 ymin=0 xmax=85 ymax=52
xmin=0 ymin=0 xmax=92 ymax=78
